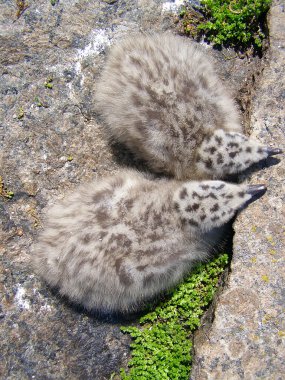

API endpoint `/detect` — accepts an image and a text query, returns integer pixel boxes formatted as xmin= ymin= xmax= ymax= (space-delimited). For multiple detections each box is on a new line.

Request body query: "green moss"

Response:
xmin=178 ymin=6 xmax=205 ymax=39
xmin=198 ymin=0 xmax=271 ymax=51
xmin=16 ymin=0 xmax=28 ymax=19
xmin=120 ymin=254 xmax=228 ymax=379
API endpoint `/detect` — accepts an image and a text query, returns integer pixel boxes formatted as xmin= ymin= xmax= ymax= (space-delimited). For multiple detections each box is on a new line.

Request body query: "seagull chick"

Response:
xmin=94 ymin=34 xmax=282 ymax=179
xmin=32 ymin=169 xmax=266 ymax=313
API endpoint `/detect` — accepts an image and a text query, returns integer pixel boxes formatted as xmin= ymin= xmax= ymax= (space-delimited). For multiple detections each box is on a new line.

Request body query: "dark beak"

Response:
xmin=263 ymin=147 xmax=283 ymax=156
xmin=246 ymin=184 xmax=267 ymax=197
xmin=237 ymin=184 xmax=267 ymax=211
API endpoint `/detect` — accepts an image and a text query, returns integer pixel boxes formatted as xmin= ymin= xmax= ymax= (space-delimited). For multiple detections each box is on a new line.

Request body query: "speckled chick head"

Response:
xmin=196 ymin=129 xmax=282 ymax=179
xmin=32 ymin=170 xmax=266 ymax=313
xmin=173 ymin=180 xmax=255 ymax=232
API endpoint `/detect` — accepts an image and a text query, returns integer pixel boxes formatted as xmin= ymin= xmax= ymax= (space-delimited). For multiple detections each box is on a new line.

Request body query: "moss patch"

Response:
xmin=178 ymin=0 xmax=271 ymax=52
xmin=198 ymin=0 xmax=271 ymax=51
xmin=16 ymin=0 xmax=29 ymax=19
xmin=176 ymin=6 xmax=205 ymax=39
xmin=120 ymin=254 xmax=228 ymax=379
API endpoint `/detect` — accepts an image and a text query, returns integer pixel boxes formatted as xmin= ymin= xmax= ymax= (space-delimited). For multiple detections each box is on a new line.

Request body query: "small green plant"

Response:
xmin=16 ymin=0 xmax=28 ymax=18
xmin=34 ymin=96 xmax=43 ymax=107
xmin=0 ymin=176 xmax=14 ymax=199
xmin=198 ymin=0 xmax=271 ymax=51
xmin=44 ymin=77 xmax=53 ymax=89
xmin=34 ymin=96 xmax=49 ymax=108
xmin=17 ymin=107 xmax=24 ymax=119
xmin=120 ymin=254 xmax=228 ymax=379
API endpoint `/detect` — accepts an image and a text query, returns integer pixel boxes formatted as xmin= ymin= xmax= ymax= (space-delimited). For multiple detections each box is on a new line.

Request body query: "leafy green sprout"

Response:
xmin=120 ymin=254 xmax=228 ymax=379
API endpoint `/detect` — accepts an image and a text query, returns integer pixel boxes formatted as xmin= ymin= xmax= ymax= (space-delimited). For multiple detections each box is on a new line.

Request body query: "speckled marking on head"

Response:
xmin=210 ymin=203 xmax=219 ymax=212
xmin=188 ymin=218 xmax=199 ymax=227
xmin=185 ymin=203 xmax=200 ymax=212
xmin=216 ymin=153 xmax=224 ymax=165
xmin=215 ymin=183 xmax=225 ymax=190
xmin=180 ymin=188 xmax=188 ymax=199
xmin=205 ymin=158 xmax=213 ymax=169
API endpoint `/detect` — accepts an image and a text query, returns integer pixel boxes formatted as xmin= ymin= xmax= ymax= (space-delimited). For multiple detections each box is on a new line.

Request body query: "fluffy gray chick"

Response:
xmin=94 ymin=34 xmax=281 ymax=180
xmin=32 ymin=169 xmax=266 ymax=313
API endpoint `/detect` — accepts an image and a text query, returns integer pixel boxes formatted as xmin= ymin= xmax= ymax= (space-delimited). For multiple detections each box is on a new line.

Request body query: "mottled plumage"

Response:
xmin=32 ymin=169 xmax=265 ymax=312
xmin=95 ymin=34 xmax=281 ymax=179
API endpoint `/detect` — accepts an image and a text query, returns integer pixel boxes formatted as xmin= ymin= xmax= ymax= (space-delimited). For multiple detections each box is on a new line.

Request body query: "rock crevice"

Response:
xmin=191 ymin=1 xmax=285 ymax=378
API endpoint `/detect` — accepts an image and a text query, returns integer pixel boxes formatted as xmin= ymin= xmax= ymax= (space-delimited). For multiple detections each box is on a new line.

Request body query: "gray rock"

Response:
xmin=0 ymin=0 xmax=281 ymax=378
xmin=191 ymin=1 xmax=285 ymax=378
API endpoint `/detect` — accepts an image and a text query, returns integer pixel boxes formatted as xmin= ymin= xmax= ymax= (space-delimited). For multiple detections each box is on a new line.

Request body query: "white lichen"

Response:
xmin=76 ymin=28 xmax=111 ymax=61
xmin=14 ymin=285 xmax=31 ymax=310
xmin=162 ymin=0 xmax=185 ymax=13
xmin=75 ymin=28 xmax=112 ymax=86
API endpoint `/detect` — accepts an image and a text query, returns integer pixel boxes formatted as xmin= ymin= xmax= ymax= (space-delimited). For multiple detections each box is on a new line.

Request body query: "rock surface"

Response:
xmin=191 ymin=1 xmax=285 ymax=379
xmin=0 ymin=0 xmax=282 ymax=379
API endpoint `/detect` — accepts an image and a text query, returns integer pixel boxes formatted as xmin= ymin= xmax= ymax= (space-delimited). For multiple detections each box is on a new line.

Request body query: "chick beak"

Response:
xmin=246 ymin=184 xmax=267 ymax=197
xmin=263 ymin=147 xmax=283 ymax=156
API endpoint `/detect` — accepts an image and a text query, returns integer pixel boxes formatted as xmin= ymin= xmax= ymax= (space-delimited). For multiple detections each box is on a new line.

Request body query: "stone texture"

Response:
xmin=191 ymin=1 xmax=285 ymax=379
xmin=0 ymin=0 xmax=280 ymax=378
